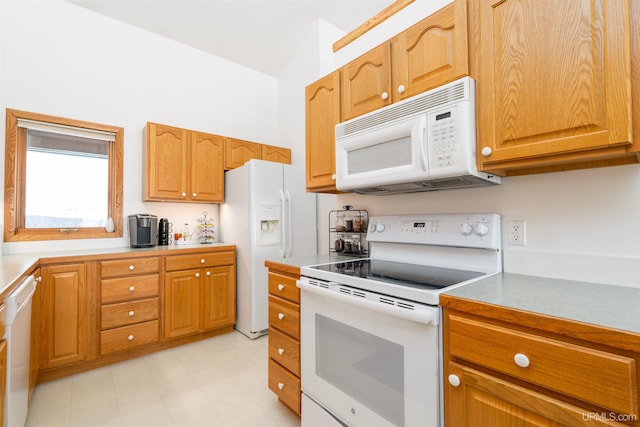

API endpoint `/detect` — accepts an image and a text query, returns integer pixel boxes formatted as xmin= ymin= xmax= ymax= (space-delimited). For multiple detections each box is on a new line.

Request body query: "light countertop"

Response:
xmin=442 ymin=272 xmax=640 ymax=335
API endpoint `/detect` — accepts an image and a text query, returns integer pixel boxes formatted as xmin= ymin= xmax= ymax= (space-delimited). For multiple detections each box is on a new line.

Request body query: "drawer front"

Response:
xmin=101 ymin=257 xmax=159 ymax=278
xmin=100 ymin=320 xmax=159 ymax=355
xmin=165 ymin=251 xmax=235 ymax=271
xmin=269 ymin=328 xmax=300 ymax=376
xmin=269 ymin=358 xmax=301 ymax=416
xmin=101 ymin=274 xmax=159 ymax=304
xmin=448 ymin=313 xmax=638 ymax=416
xmin=268 ymin=296 xmax=299 ymax=339
xmin=101 ymin=298 xmax=159 ymax=330
xmin=268 ymin=272 xmax=299 ymax=304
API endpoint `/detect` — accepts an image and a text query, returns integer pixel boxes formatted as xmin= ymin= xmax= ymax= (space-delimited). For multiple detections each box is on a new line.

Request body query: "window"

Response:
xmin=4 ymin=109 xmax=123 ymax=241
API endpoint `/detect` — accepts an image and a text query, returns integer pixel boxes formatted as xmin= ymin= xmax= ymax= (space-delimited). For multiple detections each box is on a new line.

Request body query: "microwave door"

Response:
xmin=335 ymin=114 xmax=428 ymax=191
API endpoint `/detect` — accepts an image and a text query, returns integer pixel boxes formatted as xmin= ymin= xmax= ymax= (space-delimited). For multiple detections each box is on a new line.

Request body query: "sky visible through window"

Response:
xmin=25 ymin=150 xmax=108 ymax=228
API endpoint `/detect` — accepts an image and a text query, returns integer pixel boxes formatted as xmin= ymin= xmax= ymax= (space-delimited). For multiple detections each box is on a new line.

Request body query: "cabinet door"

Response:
xmin=224 ymin=137 xmax=261 ymax=170
xmin=391 ymin=0 xmax=468 ymax=102
xmin=191 ymin=132 xmax=224 ymax=202
xmin=262 ymin=144 xmax=291 ymax=165
xmin=341 ymin=43 xmax=391 ymax=121
xmin=477 ymin=0 xmax=632 ymax=174
xmin=305 ymin=71 xmax=340 ymax=192
xmin=201 ymin=265 xmax=236 ymax=331
xmin=445 ymin=362 xmax=626 ymax=427
xmin=164 ymin=269 xmax=200 ymax=339
xmin=40 ymin=263 xmax=88 ymax=369
xmin=145 ymin=123 xmax=188 ymax=200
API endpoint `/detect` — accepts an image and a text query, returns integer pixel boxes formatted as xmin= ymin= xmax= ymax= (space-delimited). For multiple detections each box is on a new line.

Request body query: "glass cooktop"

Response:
xmin=310 ymin=259 xmax=485 ymax=291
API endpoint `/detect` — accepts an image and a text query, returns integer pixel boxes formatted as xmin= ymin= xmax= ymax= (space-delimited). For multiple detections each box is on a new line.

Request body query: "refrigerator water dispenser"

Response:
xmin=257 ymin=203 xmax=281 ymax=246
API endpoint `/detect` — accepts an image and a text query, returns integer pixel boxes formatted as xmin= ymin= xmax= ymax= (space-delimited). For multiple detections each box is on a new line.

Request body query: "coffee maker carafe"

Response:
xmin=128 ymin=214 xmax=158 ymax=248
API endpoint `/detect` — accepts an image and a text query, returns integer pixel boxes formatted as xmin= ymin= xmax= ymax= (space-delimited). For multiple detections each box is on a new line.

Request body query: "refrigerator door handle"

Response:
xmin=279 ymin=190 xmax=286 ymax=258
xmin=285 ymin=190 xmax=293 ymax=258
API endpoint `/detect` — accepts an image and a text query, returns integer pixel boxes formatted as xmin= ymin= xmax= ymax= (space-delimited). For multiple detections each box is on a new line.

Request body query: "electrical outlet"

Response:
xmin=508 ymin=220 xmax=526 ymax=246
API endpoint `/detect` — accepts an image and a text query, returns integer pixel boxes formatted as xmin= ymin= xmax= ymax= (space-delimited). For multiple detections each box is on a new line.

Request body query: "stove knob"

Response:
xmin=375 ymin=223 xmax=385 ymax=233
xmin=460 ymin=223 xmax=473 ymax=236
xmin=368 ymin=223 xmax=377 ymax=233
xmin=475 ymin=223 xmax=489 ymax=236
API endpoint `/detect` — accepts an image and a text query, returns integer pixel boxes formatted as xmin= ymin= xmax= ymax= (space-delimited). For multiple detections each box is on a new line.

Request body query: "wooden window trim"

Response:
xmin=4 ymin=109 xmax=124 ymax=242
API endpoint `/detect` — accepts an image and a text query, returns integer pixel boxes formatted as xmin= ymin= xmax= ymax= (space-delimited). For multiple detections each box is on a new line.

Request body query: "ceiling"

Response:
xmin=67 ymin=0 xmax=395 ymax=78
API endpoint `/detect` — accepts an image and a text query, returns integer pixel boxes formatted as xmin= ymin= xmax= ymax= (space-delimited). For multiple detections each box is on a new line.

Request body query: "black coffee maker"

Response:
xmin=128 ymin=214 xmax=158 ymax=248
xmin=158 ymin=218 xmax=170 ymax=245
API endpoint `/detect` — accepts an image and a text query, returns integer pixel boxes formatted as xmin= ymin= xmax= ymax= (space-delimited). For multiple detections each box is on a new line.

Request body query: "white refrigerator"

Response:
xmin=220 ymin=159 xmax=317 ymax=339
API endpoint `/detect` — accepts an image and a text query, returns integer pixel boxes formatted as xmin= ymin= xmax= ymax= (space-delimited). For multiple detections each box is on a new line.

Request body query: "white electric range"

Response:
xmin=297 ymin=213 xmax=502 ymax=427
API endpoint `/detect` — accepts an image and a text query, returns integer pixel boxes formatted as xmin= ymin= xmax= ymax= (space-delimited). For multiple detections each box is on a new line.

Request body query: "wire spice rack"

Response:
xmin=329 ymin=205 xmax=368 ymax=256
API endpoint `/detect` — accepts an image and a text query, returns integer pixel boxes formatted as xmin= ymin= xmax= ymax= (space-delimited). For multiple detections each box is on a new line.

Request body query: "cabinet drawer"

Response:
xmin=448 ymin=313 xmax=638 ymax=416
xmin=269 ymin=358 xmax=301 ymax=416
xmin=165 ymin=251 xmax=235 ymax=271
xmin=268 ymin=296 xmax=299 ymax=339
xmin=101 ymin=257 xmax=159 ymax=278
xmin=268 ymin=272 xmax=299 ymax=303
xmin=269 ymin=328 xmax=300 ymax=376
xmin=101 ymin=274 xmax=159 ymax=304
xmin=101 ymin=298 xmax=159 ymax=330
xmin=100 ymin=320 xmax=159 ymax=355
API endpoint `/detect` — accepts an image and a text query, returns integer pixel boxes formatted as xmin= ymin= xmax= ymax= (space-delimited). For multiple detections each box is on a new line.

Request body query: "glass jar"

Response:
xmin=334 ymin=234 xmax=345 ymax=253
xmin=352 ymin=234 xmax=362 ymax=254
xmin=345 ymin=211 xmax=354 ymax=232
xmin=353 ymin=213 xmax=365 ymax=232
xmin=344 ymin=237 xmax=353 ymax=253
xmin=335 ymin=212 xmax=346 ymax=232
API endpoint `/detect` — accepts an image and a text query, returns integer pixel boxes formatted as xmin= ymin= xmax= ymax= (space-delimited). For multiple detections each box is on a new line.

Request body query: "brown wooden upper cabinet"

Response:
xmin=475 ymin=0 xmax=639 ymax=175
xmin=305 ymin=71 xmax=341 ymax=192
xmin=224 ymin=138 xmax=291 ymax=170
xmin=144 ymin=122 xmax=224 ymax=203
xmin=341 ymin=0 xmax=469 ymax=122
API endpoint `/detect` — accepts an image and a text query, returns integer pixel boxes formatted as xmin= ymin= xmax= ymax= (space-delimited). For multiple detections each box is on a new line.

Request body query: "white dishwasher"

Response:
xmin=4 ymin=276 xmax=37 ymax=427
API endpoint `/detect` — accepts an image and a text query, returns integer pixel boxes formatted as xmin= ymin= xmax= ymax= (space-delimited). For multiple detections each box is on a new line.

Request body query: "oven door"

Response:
xmin=298 ymin=281 xmax=441 ymax=427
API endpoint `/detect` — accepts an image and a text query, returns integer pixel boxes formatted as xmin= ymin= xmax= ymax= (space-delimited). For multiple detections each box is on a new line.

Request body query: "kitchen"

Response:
xmin=1 ymin=0 xmax=640 ymax=426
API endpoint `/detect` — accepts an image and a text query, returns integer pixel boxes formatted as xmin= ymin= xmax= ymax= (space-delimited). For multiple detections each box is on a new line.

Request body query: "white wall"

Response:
xmin=0 ymin=0 xmax=279 ymax=254
xmin=282 ymin=0 xmax=640 ymax=288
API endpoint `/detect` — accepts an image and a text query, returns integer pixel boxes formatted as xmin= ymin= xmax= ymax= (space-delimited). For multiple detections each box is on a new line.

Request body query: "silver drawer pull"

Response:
xmin=278 ymin=348 xmax=284 ymax=356
xmin=128 ymin=311 xmax=135 ymax=317
xmin=127 ymin=335 xmax=134 ymax=341
xmin=514 ymin=353 xmax=530 ymax=368
xmin=277 ymin=284 xmax=285 ymax=291
xmin=278 ymin=313 xmax=285 ymax=320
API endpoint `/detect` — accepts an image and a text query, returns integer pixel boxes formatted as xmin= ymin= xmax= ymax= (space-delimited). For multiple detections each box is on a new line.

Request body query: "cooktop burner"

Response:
xmin=310 ymin=259 xmax=484 ymax=291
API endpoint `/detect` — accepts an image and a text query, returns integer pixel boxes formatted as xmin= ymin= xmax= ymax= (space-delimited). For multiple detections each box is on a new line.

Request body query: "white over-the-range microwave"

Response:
xmin=335 ymin=76 xmax=501 ymax=195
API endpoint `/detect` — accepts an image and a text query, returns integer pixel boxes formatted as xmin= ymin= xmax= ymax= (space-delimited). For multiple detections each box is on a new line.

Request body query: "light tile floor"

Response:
xmin=26 ymin=331 xmax=301 ymax=427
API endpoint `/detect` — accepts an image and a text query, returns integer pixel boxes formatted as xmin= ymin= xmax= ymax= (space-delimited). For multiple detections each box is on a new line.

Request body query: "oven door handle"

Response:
xmin=297 ymin=280 xmax=439 ymax=326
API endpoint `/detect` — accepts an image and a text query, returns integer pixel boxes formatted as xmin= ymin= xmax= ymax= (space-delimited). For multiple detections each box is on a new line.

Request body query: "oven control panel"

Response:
xmin=366 ymin=213 xmax=501 ymax=250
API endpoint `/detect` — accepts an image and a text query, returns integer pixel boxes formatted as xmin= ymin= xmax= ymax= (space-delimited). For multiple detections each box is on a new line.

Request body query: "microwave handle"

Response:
xmin=415 ymin=115 xmax=428 ymax=170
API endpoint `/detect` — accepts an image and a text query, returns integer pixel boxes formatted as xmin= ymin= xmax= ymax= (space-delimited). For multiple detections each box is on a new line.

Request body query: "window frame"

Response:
xmin=4 ymin=109 xmax=124 ymax=242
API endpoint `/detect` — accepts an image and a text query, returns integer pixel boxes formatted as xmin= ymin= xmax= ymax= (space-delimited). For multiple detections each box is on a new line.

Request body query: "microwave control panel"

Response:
xmin=427 ymin=101 xmax=474 ymax=176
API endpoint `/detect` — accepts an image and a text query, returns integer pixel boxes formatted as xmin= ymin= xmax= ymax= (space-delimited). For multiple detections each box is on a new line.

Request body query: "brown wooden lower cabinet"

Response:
xmin=441 ymin=295 xmax=640 ymax=427
xmin=30 ymin=246 xmax=235 ymax=383
xmin=265 ymin=261 xmax=301 ymax=417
